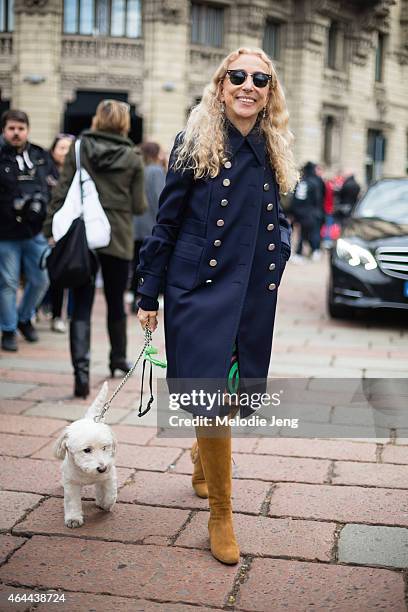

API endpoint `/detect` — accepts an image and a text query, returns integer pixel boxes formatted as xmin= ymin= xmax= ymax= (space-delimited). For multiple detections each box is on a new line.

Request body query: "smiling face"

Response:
xmin=219 ymin=53 xmax=271 ymax=133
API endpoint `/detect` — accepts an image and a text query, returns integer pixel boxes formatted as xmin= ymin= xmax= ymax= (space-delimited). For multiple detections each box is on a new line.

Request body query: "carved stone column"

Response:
xmin=143 ymin=0 xmax=189 ymax=150
xmin=12 ymin=0 xmax=63 ymax=146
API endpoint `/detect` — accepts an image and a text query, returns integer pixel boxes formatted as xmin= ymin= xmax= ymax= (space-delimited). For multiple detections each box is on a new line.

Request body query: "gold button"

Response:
xmin=263 ymin=183 xmax=270 ymax=191
xmin=268 ymin=243 xmax=275 ymax=251
xmin=268 ymin=283 xmax=276 ymax=291
xmin=267 ymin=203 xmax=273 ymax=211
xmin=269 ymin=263 xmax=276 ymax=270
xmin=220 ymin=199 xmax=228 ymax=207
xmin=209 ymin=259 xmax=217 ymax=267
xmin=224 ymin=161 xmax=232 ymax=169
xmin=216 ymin=219 xmax=224 ymax=227
xmin=223 ymin=178 xmax=230 ymax=187
xmin=214 ymin=239 xmax=221 ymax=247
xmin=267 ymin=223 xmax=274 ymax=231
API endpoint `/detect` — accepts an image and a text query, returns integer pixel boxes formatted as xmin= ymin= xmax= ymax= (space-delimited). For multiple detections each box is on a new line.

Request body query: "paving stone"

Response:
xmin=232 ymin=452 xmax=330 ymax=483
xmin=14 ymin=498 xmax=189 ymax=545
xmin=36 ymin=593 xmax=218 ymax=612
xmin=0 ymin=433 xmax=49 ymax=457
xmin=119 ymin=471 xmax=269 ymax=514
xmin=115 ymin=443 xmax=182 ymax=470
xmin=0 ymin=399 xmax=37 ymax=415
xmin=332 ymin=461 xmax=407 ymax=489
xmin=0 ymin=382 xmax=37 ymax=399
xmin=0 ymin=414 xmax=68 ymax=436
xmin=21 ymin=386 xmax=75 ymax=401
xmin=112 ymin=424 xmax=157 ymax=445
xmin=0 ymin=369 xmax=74 ymax=386
xmin=255 ymin=437 xmax=377 ymax=461
xmin=0 ymin=491 xmax=42 ymax=530
xmin=338 ymin=524 xmax=408 ymax=569
xmin=176 ymin=512 xmax=335 ymax=561
xmin=120 ymin=406 xmax=159 ymax=427
xmin=382 ymin=444 xmax=408 ymax=464
xmin=270 ymin=483 xmax=408 ymax=526
xmin=0 ymin=457 xmax=62 ymax=495
xmin=24 ymin=402 xmax=129 ymax=425
xmin=236 ymin=557 xmax=406 ymax=612
xmin=0 ymin=535 xmax=237 ymax=607
xmin=0 ymin=534 xmax=27 ymax=564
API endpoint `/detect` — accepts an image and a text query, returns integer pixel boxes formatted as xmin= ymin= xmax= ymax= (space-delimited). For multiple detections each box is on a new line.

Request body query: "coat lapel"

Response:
xmin=224 ymin=118 xmax=265 ymax=166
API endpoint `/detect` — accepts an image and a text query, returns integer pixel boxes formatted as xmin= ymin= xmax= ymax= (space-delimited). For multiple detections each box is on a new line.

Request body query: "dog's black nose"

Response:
xmin=97 ymin=466 xmax=107 ymax=473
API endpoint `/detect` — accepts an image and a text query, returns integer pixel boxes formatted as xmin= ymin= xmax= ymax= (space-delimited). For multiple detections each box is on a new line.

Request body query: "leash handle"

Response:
xmin=94 ymin=324 xmax=152 ymax=423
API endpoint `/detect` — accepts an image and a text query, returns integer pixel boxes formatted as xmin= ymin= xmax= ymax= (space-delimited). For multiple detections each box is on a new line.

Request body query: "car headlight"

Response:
xmin=336 ymin=238 xmax=377 ymax=270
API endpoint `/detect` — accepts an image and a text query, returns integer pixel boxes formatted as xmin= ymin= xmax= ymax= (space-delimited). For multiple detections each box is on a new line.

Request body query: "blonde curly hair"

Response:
xmin=173 ymin=47 xmax=299 ymax=194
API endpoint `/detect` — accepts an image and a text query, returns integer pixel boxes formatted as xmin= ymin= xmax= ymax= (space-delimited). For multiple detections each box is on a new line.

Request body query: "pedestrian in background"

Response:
xmin=290 ymin=161 xmax=323 ymax=262
xmin=0 ymin=110 xmax=50 ymax=352
xmin=44 ymin=100 xmax=146 ymax=398
xmin=42 ymin=133 xmax=75 ymax=333
xmin=336 ymin=169 xmax=360 ymax=223
xmin=136 ymin=47 xmax=297 ymax=565
xmin=131 ymin=141 xmax=166 ymax=312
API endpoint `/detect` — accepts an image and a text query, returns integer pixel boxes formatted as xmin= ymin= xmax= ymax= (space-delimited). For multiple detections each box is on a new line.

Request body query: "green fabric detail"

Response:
xmin=144 ymin=346 xmax=167 ymax=368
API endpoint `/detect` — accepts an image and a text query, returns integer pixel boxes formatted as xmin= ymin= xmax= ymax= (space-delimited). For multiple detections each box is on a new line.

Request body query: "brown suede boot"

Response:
xmin=190 ymin=440 xmax=208 ymax=498
xmin=196 ymin=424 xmax=240 ymax=565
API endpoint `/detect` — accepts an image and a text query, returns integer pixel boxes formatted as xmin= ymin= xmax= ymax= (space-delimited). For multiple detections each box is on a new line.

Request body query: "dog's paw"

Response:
xmin=65 ymin=516 xmax=84 ymax=528
xmin=95 ymin=498 xmax=116 ymax=512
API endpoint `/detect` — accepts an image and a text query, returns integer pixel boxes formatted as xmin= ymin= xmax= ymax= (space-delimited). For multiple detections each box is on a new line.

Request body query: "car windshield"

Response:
xmin=354 ymin=179 xmax=408 ymax=224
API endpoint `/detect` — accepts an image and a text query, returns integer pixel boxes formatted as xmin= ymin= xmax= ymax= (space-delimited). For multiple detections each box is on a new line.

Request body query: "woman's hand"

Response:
xmin=137 ymin=308 xmax=158 ymax=332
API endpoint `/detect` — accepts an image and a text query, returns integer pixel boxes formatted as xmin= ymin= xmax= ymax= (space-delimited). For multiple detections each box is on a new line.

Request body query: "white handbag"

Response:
xmin=52 ymin=139 xmax=111 ymax=250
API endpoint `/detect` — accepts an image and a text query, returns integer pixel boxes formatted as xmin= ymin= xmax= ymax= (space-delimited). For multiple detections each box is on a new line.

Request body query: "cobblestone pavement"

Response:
xmin=0 ymin=253 xmax=407 ymax=612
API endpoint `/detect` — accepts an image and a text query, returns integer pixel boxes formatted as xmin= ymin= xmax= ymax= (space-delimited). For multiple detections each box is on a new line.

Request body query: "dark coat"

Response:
xmin=0 ymin=140 xmax=53 ymax=240
xmin=44 ymin=130 xmax=146 ymax=260
xmin=137 ymin=121 xmax=291 ymax=415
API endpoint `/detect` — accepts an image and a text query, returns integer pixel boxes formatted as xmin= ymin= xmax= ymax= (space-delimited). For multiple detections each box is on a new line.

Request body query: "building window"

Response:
xmin=323 ymin=116 xmax=335 ymax=166
xmin=263 ymin=20 xmax=281 ymax=60
xmin=191 ymin=2 xmax=224 ymax=48
xmin=326 ymin=21 xmax=344 ymax=70
xmin=366 ymin=129 xmax=386 ymax=184
xmin=63 ymin=0 xmax=142 ymax=38
xmin=375 ymin=32 xmax=385 ymax=82
xmin=0 ymin=0 xmax=14 ymax=32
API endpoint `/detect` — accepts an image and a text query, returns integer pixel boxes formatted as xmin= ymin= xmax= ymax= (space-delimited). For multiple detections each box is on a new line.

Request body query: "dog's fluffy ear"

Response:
xmin=54 ymin=429 xmax=68 ymax=460
xmin=84 ymin=381 xmax=109 ymax=420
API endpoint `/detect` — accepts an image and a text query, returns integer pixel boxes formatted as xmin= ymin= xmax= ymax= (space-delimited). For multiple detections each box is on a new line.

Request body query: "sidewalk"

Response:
xmin=0 ymin=256 xmax=407 ymax=611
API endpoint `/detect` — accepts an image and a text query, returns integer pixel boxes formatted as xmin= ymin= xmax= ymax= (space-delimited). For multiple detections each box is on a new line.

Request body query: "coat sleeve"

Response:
xmin=136 ymin=136 xmax=194 ymax=300
xmin=131 ymin=150 xmax=148 ymax=215
xmin=42 ymin=142 xmax=76 ymax=238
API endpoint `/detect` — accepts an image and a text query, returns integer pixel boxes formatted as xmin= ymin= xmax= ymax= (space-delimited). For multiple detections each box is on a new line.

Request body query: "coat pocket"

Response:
xmin=166 ymin=239 xmax=204 ymax=290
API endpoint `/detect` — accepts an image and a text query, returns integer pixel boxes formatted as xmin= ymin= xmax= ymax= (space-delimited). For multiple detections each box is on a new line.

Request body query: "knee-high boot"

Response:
xmin=70 ymin=319 xmax=91 ymax=399
xmin=107 ymin=317 xmax=131 ymax=377
xmin=190 ymin=440 xmax=208 ymax=498
xmin=195 ymin=424 xmax=240 ymax=564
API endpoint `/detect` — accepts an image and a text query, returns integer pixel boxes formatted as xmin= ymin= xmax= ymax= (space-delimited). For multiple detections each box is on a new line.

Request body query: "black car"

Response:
xmin=328 ymin=178 xmax=408 ymax=318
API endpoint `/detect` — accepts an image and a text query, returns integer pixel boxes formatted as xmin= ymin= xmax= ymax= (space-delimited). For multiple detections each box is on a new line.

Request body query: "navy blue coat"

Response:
xmin=137 ymin=121 xmax=291 ymax=415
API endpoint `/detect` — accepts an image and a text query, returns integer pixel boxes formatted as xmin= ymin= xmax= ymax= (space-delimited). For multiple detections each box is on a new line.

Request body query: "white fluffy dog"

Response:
xmin=54 ymin=382 xmax=118 ymax=528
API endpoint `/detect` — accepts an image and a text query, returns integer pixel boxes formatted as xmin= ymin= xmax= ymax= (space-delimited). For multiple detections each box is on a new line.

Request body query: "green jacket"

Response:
xmin=44 ymin=130 xmax=147 ymax=260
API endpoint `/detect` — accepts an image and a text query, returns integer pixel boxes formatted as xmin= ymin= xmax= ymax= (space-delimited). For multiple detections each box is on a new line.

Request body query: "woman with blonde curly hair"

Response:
xmin=136 ymin=48 xmax=297 ymax=564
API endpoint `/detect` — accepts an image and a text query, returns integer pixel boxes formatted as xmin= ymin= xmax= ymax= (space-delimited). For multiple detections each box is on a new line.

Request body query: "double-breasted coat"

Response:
xmin=137 ymin=120 xmax=291 ymax=416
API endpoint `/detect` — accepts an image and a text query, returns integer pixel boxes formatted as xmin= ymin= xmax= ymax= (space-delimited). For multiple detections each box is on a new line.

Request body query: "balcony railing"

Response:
xmin=62 ymin=35 xmax=143 ymax=63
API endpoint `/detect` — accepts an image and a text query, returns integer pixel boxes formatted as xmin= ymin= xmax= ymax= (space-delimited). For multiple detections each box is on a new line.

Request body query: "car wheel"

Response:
xmin=328 ymin=283 xmax=354 ymax=320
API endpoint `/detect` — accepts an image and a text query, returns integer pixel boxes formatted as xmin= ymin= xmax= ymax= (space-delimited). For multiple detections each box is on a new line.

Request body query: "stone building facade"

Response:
xmin=0 ymin=0 xmax=407 ymax=186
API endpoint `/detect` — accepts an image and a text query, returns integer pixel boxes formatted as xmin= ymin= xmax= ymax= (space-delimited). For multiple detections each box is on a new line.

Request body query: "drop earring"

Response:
xmin=220 ymin=101 xmax=225 ymax=113
xmin=262 ymin=107 xmax=267 ymax=119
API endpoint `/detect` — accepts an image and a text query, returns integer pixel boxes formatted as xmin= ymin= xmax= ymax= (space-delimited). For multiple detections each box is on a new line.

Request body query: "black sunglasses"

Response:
xmin=226 ymin=69 xmax=272 ymax=89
